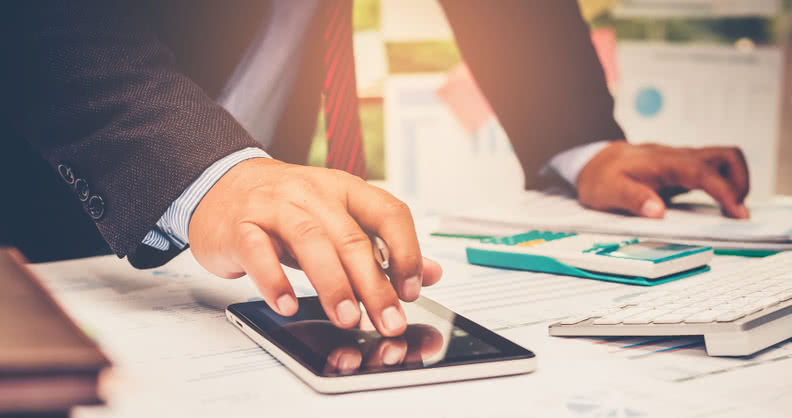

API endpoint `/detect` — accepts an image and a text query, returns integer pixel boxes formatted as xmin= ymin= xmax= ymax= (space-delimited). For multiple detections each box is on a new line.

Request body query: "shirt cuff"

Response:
xmin=141 ymin=147 xmax=271 ymax=251
xmin=541 ymin=141 xmax=612 ymax=187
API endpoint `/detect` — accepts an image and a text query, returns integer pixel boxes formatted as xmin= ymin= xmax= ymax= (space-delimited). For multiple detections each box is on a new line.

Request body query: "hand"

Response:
xmin=282 ymin=320 xmax=444 ymax=375
xmin=188 ymin=158 xmax=444 ymax=337
xmin=577 ymin=143 xmax=750 ymax=219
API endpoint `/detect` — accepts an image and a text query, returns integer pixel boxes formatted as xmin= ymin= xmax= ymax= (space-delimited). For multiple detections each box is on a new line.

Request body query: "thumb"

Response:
xmin=421 ymin=256 xmax=443 ymax=287
xmin=613 ymin=177 xmax=666 ymax=219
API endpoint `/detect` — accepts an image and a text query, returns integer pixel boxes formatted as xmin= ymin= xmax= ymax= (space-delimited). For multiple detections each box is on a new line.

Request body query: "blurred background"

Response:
xmin=305 ymin=0 xmax=791 ymax=207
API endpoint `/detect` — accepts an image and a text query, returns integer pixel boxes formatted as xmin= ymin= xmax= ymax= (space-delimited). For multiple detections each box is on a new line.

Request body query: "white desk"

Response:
xmin=32 ymin=210 xmax=791 ymax=418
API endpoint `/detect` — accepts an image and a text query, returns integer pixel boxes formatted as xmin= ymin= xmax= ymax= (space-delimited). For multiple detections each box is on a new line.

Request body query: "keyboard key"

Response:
xmin=737 ymin=304 xmax=765 ymax=317
xmin=778 ymin=291 xmax=792 ymax=302
xmin=623 ymin=310 xmax=665 ymax=324
xmin=615 ymin=307 xmax=651 ymax=318
xmin=587 ymin=305 xmax=626 ymax=317
xmin=684 ymin=310 xmax=726 ymax=323
xmin=592 ymin=318 xmax=621 ymax=325
xmin=593 ymin=316 xmax=625 ymax=325
xmin=755 ymin=297 xmax=781 ymax=309
xmin=560 ymin=315 xmax=593 ymax=325
xmin=716 ymin=311 xmax=747 ymax=322
xmin=652 ymin=314 xmax=686 ymax=324
xmin=676 ymin=307 xmax=703 ymax=315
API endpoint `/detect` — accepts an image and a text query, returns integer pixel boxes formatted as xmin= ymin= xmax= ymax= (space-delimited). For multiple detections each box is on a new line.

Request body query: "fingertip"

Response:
xmin=400 ymin=275 xmax=422 ymax=302
xmin=335 ymin=299 xmax=361 ymax=327
xmin=640 ymin=199 xmax=665 ymax=219
xmin=380 ymin=305 xmax=407 ymax=337
xmin=421 ymin=257 xmax=443 ymax=287
xmin=734 ymin=204 xmax=750 ymax=219
xmin=276 ymin=293 xmax=299 ymax=316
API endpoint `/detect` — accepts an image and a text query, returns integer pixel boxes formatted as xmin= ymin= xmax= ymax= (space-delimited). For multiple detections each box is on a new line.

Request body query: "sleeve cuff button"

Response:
xmin=58 ymin=164 xmax=75 ymax=184
xmin=74 ymin=179 xmax=90 ymax=202
xmin=87 ymin=195 xmax=105 ymax=220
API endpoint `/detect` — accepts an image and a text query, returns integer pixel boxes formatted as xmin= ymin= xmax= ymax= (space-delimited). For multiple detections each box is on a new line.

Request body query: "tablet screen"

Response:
xmin=228 ymin=297 xmax=533 ymax=377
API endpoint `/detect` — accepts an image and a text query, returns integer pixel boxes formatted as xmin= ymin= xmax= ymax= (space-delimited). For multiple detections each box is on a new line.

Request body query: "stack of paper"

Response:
xmin=436 ymin=190 xmax=792 ymax=251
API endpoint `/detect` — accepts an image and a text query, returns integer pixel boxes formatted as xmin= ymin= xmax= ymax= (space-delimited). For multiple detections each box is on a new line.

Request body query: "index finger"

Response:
xmin=662 ymin=157 xmax=745 ymax=218
xmin=345 ymin=180 xmax=425 ymax=299
xmin=694 ymin=147 xmax=750 ymax=202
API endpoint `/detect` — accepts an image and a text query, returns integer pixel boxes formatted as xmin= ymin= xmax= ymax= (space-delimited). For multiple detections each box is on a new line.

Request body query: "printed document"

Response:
xmin=437 ymin=190 xmax=792 ymax=247
xmin=31 ymin=239 xmax=791 ymax=417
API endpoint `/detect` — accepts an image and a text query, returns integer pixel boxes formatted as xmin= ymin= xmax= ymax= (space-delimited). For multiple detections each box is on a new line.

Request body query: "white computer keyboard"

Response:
xmin=550 ymin=251 xmax=792 ymax=356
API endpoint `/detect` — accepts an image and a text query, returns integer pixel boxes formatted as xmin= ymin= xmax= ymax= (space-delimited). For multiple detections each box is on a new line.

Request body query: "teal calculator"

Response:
xmin=466 ymin=231 xmax=713 ymax=286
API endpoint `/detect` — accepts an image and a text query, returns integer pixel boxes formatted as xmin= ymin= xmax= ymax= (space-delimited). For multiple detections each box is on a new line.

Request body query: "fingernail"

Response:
xmin=381 ymin=306 xmax=406 ymax=333
xmin=402 ymin=276 xmax=422 ymax=301
xmin=736 ymin=204 xmax=749 ymax=219
xmin=276 ymin=294 xmax=298 ymax=315
xmin=335 ymin=299 xmax=360 ymax=326
xmin=382 ymin=344 xmax=404 ymax=366
xmin=641 ymin=200 xmax=664 ymax=218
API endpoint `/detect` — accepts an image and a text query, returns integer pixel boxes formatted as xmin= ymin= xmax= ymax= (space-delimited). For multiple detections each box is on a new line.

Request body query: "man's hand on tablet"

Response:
xmin=188 ymin=158 xmax=443 ymax=337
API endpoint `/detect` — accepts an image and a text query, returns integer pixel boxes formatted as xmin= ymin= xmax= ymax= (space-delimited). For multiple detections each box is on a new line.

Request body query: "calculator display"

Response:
xmin=601 ymin=242 xmax=704 ymax=263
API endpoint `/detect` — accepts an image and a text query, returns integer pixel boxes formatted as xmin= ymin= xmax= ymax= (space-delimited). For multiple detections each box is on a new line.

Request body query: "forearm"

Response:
xmin=440 ymin=0 xmax=625 ymax=186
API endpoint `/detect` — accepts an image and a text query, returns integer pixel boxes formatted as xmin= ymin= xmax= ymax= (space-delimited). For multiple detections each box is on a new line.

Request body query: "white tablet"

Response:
xmin=226 ymin=296 xmax=536 ymax=394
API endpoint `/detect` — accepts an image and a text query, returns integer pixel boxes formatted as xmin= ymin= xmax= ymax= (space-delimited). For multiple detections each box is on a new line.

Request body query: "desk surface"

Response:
xmin=31 ymin=210 xmax=791 ymax=418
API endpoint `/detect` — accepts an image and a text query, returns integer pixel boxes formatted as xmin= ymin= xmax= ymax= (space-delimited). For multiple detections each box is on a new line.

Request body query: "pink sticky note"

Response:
xmin=590 ymin=27 xmax=620 ymax=87
xmin=436 ymin=63 xmax=495 ymax=134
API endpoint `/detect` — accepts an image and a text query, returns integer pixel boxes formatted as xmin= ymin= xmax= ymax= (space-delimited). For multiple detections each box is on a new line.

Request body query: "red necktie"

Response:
xmin=322 ymin=0 xmax=367 ymax=179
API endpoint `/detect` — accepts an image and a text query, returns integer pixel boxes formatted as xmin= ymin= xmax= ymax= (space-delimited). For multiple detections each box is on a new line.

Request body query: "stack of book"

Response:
xmin=0 ymin=248 xmax=111 ymax=415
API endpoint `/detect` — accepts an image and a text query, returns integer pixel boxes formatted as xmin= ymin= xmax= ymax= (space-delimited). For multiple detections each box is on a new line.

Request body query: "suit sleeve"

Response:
xmin=9 ymin=2 xmax=260 ymax=268
xmin=439 ymin=0 xmax=625 ymax=188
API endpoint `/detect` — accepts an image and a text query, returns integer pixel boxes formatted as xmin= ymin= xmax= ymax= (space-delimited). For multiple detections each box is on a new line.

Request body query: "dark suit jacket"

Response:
xmin=0 ymin=0 xmax=623 ymax=267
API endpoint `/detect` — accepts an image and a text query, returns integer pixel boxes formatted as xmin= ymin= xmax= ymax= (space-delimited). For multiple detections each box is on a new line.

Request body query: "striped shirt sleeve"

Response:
xmin=141 ymin=147 xmax=271 ymax=251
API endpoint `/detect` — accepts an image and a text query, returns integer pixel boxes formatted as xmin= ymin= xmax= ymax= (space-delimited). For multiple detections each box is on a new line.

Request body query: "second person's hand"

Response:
xmin=576 ymin=143 xmax=750 ymax=219
xmin=188 ymin=158 xmax=444 ymax=337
